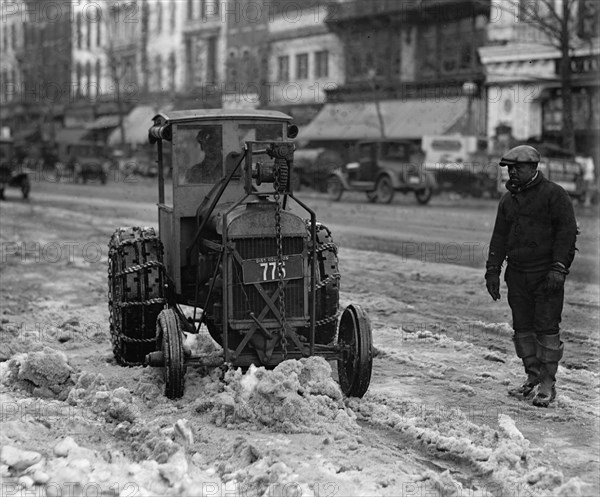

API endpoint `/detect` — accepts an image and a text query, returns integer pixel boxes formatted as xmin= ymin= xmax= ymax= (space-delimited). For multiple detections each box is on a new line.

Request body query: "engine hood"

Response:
xmin=207 ymin=199 xmax=307 ymax=238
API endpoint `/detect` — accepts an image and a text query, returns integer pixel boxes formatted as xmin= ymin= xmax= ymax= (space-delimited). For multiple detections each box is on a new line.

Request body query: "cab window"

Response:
xmin=177 ymin=125 xmax=223 ymax=185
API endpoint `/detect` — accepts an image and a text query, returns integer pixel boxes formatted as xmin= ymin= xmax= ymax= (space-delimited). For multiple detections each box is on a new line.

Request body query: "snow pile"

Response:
xmin=194 ymin=357 xmax=358 ymax=434
xmin=67 ymin=371 xmax=140 ymax=423
xmin=348 ymin=396 xmax=572 ymax=495
xmin=2 ymin=347 xmax=74 ymax=400
xmin=211 ymin=438 xmax=312 ymax=497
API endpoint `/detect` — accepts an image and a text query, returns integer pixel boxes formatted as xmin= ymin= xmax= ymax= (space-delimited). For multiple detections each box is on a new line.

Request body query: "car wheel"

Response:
xmin=376 ymin=176 xmax=394 ymax=204
xmin=327 ymin=176 xmax=343 ymax=201
xmin=21 ymin=177 xmax=31 ymax=199
xmin=415 ymin=186 xmax=432 ymax=205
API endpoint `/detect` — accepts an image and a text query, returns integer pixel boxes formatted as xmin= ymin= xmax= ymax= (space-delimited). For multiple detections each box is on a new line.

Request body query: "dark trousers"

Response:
xmin=505 ymin=266 xmax=564 ymax=336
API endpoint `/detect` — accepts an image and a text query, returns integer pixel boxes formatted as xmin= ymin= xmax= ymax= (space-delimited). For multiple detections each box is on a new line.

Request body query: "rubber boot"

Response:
xmin=532 ymin=333 xmax=563 ymax=407
xmin=508 ymin=333 xmax=540 ymax=398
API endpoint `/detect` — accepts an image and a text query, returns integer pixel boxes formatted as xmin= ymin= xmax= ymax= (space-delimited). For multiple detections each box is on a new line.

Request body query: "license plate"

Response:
xmin=408 ymin=176 xmax=420 ymax=184
xmin=242 ymin=254 xmax=304 ymax=284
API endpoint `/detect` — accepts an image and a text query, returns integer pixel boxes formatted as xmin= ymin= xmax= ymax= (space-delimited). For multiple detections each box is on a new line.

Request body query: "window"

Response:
xmin=76 ymin=62 xmax=82 ymax=95
xmin=207 ymin=36 xmax=217 ymax=83
xmin=157 ymin=2 xmax=163 ymax=33
xmin=315 ymin=50 xmax=328 ymax=78
xmin=169 ymin=52 xmax=176 ymax=89
xmin=170 ymin=2 xmax=176 ymax=32
xmin=155 ymin=55 xmax=162 ymax=90
xmin=96 ymin=18 xmax=101 ymax=46
xmin=86 ymin=18 xmax=91 ymax=48
xmin=77 ymin=13 xmax=82 ymax=49
xmin=187 ymin=0 xmax=193 ymax=19
xmin=296 ymin=53 xmax=308 ymax=80
xmin=95 ymin=60 xmax=101 ymax=86
xmin=277 ymin=55 xmax=289 ymax=82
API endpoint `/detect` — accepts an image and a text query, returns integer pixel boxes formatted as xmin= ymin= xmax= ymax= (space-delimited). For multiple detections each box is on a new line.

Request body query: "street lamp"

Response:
xmin=462 ymin=81 xmax=478 ymax=136
xmin=368 ymin=68 xmax=386 ymax=139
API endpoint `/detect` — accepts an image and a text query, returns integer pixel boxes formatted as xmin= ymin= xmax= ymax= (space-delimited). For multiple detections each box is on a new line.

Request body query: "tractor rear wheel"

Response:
xmin=108 ymin=227 xmax=166 ymax=366
xmin=158 ymin=308 xmax=186 ymax=399
xmin=337 ymin=304 xmax=373 ymax=398
xmin=298 ymin=222 xmax=339 ymax=345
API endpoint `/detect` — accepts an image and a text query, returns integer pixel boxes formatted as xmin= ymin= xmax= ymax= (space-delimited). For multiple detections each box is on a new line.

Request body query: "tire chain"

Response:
xmin=108 ymin=226 xmax=166 ymax=365
xmin=304 ymin=221 xmax=341 ymax=337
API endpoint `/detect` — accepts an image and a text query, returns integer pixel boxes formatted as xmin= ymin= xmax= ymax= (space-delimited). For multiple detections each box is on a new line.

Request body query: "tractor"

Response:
xmin=107 ymin=109 xmax=373 ymax=399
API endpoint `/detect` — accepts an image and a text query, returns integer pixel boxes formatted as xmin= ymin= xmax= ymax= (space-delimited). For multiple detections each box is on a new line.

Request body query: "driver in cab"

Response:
xmin=184 ymin=126 xmax=223 ymax=184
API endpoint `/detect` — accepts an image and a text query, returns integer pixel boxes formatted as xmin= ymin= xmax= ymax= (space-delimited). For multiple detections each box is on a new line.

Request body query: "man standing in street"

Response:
xmin=485 ymin=145 xmax=577 ymax=407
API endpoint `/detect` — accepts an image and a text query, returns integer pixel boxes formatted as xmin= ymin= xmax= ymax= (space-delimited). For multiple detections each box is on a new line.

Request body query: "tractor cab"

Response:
xmin=148 ymin=109 xmax=294 ymax=298
xmin=107 ymin=109 xmax=373 ymax=399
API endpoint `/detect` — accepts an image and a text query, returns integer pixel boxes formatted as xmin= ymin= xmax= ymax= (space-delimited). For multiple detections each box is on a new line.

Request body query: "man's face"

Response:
xmin=507 ymin=163 xmax=537 ymax=186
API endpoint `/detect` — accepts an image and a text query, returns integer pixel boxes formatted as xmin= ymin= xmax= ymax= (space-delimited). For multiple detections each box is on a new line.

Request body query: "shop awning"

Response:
xmin=54 ymin=127 xmax=90 ymax=144
xmin=107 ymin=105 xmax=157 ymax=146
xmin=300 ymin=98 xmax=468 ymax=141
xmin=86 ymin=114 xmax=121 ymax=130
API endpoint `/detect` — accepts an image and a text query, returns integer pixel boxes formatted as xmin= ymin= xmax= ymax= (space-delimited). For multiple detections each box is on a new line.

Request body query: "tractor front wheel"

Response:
xmin=158 ymin=308 xmax=186 ymax=399
xmin=337 ymin=304 xmax=373 ymax=398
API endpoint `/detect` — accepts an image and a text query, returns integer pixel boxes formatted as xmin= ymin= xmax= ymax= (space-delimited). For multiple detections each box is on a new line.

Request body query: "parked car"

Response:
xmin=422 ymin=135 xmax=497 ymax=197
xmin=293 ymin=147 xmax=344 ymax=191
xmin=60 ymin=142 xmax=109 ymax=184
xmin=0 ymin=136 xmax=31 ymax=200
xmin=326 ymin=140 xmax=436 ymax=204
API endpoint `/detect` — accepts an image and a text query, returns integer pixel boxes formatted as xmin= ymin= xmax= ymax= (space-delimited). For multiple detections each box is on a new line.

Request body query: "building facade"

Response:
xmin=479 ymin=0 xmax=599 ymax=164
xmin=301 ymin=0 xmax=491 ymax=142
xmin=266 ymin=1 xmax=344 ymax=124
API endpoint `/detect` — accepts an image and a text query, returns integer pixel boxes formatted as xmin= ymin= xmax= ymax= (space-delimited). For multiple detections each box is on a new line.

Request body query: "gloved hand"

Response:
xmin=546 ymin=262 xmax=568 ymax=293
xmin=485 ymin=265 xmax=501 ymax=301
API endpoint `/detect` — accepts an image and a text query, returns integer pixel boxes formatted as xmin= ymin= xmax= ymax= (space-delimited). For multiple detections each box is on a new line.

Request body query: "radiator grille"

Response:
xmin=231 ymin=237 xmax=305 ymax=321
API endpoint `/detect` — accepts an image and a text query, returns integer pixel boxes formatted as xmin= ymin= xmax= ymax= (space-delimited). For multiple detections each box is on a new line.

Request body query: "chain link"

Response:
xmin=273 ymin=162 xmax=288 ymax=358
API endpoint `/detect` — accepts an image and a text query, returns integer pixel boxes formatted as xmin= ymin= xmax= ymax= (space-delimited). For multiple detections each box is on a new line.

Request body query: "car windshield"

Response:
xmin=381 ymin=142 xmax=408 ymax=160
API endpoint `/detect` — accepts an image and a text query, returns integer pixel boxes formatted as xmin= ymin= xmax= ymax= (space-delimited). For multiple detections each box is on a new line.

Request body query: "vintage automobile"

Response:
xmin=0 ymin=136 xmax=31 ymax=200
xmin=422 ymin=135 xmax=497 ymax=198
xmin=292 ymin=147 xmax=344 ymax=192
xmin=326 ymin=139 xmax=435 ymax=204
xmin=56 ymin=136 xmax=109 ymax=184
xmin=107 ymin=109 xmax=373 ymax=399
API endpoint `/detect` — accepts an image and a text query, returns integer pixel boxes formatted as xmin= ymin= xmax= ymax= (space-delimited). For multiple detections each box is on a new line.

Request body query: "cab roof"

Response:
xmin=152 ymin=109 xmax=292 ymax=125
